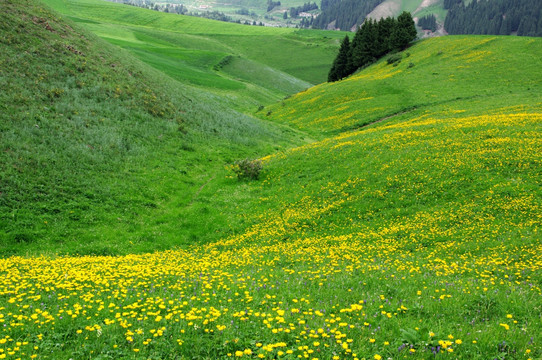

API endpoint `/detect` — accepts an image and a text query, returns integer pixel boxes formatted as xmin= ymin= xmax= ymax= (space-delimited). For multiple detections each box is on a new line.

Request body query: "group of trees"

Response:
xmin=299 ymin=16 xmax=315 ymax=28
xmin=267 ymin=0 xmax=282 ymax=12
xmin=289 ymin=2 xmax=318 ymax=18
xmin=444 ymin=0 xmax=542 ymax=37
xmin=313 ymin=0 xmax=384 ymax=30
xmin=328 ymin=12 xmax=417 ymax=82
xmin=418 ymin=14 xmax=437 ymax=32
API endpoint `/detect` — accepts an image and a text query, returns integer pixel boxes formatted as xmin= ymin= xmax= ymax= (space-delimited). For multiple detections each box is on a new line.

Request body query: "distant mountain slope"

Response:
xmin=313 ymin=0 xmax=384 ymax=30
xmin=43 ymin=0 xmax=344 ymax=91
xmin=445 ymin=0 xmax=542 ymax=36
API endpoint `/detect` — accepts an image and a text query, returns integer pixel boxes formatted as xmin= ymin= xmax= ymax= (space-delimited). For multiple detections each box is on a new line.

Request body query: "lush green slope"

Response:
xmin=0 ymin=0 xmax=305 ymax=256
xmin=42 ymin=0 xmax=343 ymax=111
xmin=0 ymin=1 xmax=541 ymax=359
xmin=264 ymin=36 xmax=542 ymax=133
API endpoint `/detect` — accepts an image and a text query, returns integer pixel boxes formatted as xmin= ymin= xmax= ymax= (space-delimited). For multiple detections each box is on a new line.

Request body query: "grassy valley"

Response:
xmin=43 ymin=0 xmax=344 ymax=111
xmin=0 ymin=0 xmax=313 ymax=256
xmin=0 ymin=0 xmax=541 ymax=359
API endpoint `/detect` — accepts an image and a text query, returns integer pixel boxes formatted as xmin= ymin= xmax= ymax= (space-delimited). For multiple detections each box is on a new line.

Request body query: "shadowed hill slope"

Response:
xmin=0 ymin=0 xmax=304 ymax=255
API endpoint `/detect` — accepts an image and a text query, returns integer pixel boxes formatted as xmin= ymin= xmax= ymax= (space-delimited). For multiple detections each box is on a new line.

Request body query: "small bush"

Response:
xmin=233 ymin=158 xmax=263 ymax=180
xmin=408 ymin=62 xmax=415 ymax=68
xmin=387 ymin=53 xmax=402 ymax=65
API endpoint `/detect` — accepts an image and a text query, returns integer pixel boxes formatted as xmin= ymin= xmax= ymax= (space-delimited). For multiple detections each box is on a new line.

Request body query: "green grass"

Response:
xmin=264 ymin=36 xmax=542 ymax=133
xmin=42 ymin=0 xmax=343 ymax=111
xmin=0 ymin=0 xmax=306 ymax=256
xmin=1 ymin=0 xmax=541 ymax=359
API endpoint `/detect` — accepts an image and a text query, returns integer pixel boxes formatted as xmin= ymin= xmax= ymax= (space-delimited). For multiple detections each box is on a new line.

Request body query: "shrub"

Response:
xmin=233 ymin=158 xmax=263 ymax=180
xmin=387 ymin=53 xmax=402 ymax=65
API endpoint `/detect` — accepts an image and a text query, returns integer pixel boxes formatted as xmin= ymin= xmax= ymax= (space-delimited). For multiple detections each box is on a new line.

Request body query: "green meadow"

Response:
xmin=0 ymin=0 xmax=541 ymax=359
xmin=43 ymin=0 xmax=343 ymax=111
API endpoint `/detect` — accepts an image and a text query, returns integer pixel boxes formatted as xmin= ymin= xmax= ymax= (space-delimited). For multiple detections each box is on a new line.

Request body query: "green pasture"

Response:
xmin=0 ymin=0 xmax=541 ymax=359
xmin=42 ymin=0 xmax=343 ymax=109
xmin=264 ymin=35 xmax=542 ymax=133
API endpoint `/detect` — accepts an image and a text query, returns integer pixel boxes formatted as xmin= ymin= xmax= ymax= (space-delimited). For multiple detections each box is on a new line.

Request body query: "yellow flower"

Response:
xmin=235 ymin=350 xmax=244 ymax=357
xmin=374 ymin=355 xmax=382 ymax=360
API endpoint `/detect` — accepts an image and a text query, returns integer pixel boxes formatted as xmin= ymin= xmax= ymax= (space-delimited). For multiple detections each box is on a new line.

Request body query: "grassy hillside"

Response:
xmin=264 ymin=36 xmax=542 ymax=133
xmin=0 ymin=0 xmax=306 ymax=256
xmin=42 ymin=0 xmax=343 ymax=111
xmin=1 ymin=0 xmax=541 ymax=358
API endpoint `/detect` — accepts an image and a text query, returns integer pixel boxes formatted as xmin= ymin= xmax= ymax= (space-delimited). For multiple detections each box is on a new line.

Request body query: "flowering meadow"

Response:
xmin=2 ymin=2 xmax=541 ymax=358
xmin=2 ymin=106 xmax=541 ymax=359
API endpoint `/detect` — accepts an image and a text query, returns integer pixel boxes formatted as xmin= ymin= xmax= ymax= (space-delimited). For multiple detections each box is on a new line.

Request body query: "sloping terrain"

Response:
xmin=0 ymin=0 xmax=306 ymax=255
xmin=43 ymin=0 xmax=344 ymax=111
xmin=0 ymin=1 xmax=541 ymax=359
xmin=264 ymin=36 xmax=542 ymax=133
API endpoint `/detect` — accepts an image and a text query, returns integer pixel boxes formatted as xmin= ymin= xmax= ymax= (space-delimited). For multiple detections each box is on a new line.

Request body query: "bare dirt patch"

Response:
xmin=367 ymin=0 xmax=401 ymax=20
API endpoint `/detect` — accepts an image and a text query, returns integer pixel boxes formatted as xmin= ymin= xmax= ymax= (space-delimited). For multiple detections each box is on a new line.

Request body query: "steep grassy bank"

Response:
xmin=0 ymin=0 xmax=304 ymax=256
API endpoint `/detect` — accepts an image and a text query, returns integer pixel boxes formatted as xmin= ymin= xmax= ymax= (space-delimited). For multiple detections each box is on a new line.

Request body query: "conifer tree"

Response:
xmin=390 ymin=11 xmax=417 ymax=51
xmin=328 ymin=35 xmax=351 ymax=82
xmin=328 ymin=12 xmax=417 ymax=82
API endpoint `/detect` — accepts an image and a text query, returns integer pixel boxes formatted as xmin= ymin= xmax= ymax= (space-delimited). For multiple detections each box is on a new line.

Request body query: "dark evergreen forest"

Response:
xmin=328 ymin=12 xmax=417 ymax=82
xmin=418 ymin=14 xmax=437 ymax=32
xmin=313 ymin=0 xmax=384 ymax=30
xmin=445 ymin=0 xmax=542 ymax=36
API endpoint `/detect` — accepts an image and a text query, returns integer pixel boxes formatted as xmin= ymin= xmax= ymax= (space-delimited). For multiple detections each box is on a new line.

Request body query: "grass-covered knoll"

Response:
xmin=0 ymin=0 xmax=305 ymax=256
xmin=264 ymin=35 xmax=542 ymax=133
xmin=43 ymin=0 xmax=343 ymax=95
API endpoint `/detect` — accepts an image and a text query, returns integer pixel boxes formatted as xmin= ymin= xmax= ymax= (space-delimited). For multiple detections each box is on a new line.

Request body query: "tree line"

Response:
xmin=328 ymin=12 xmax=417 ymax=82
xmin=313 ymin=0 xmax=384 ymax=30
xmin=418 ymin=14 xmax=437 ymax=32
xmin=289 ymin=2 xmax=318 ymax=18
xmin=444 ymin=0 xmax=542 ymax=37
xmin=267 ymin=0 xmax=281 ymax=12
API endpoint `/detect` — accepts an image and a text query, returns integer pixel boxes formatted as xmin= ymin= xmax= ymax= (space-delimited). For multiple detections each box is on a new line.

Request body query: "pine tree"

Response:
xmin=328 ymin=35 xmax=351 ymax=82
xmin=390 ymin=11 xmax=417 ymax=51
